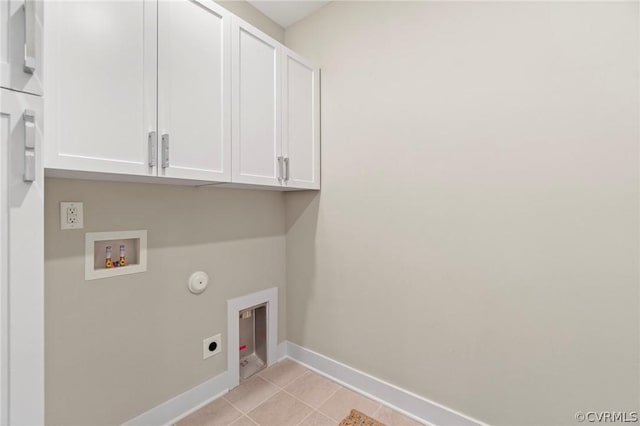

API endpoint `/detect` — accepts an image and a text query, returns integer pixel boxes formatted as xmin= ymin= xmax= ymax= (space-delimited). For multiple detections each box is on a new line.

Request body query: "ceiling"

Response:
xmin=246 ymin=1 xmax=331 ymax=28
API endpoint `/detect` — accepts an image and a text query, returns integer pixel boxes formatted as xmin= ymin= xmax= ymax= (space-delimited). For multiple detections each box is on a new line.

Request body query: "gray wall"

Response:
xmin=45 ymin=179 xmax=286 ymax=425
xmin=284 ymin=2 xmax=640 ymax=425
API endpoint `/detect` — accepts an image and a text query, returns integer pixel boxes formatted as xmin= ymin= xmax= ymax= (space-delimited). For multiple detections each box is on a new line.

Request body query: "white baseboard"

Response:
xmin=122 ymin=371 xmax=232 ymax=426
xmin=123 ymin=341 xmax=485 ymax=426
xmin=285 ymin=341 xmax=484 ymax=426
xmin=276 ymin=341 xmax=287 ymax=362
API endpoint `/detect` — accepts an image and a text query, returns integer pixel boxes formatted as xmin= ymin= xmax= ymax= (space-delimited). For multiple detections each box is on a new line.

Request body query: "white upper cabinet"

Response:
xmin=0 ymin=0 xmax=43 ymax=95
xmin=44 ymin=0 xmax=232 ymax=183
xmin=230 ymin=18 xmax=320 ymax=190
xmin=158 ymin=0 xmax=231 ymax=182
xmin=282 ymin=48 xmax=320 ymax=190
xmin=43 ymin=1 xmax=320 ymax=189
xmin=231 ymin=18 xmax=282 ymax=187
xmin=44 ymin=0 xmax=157 ymax=176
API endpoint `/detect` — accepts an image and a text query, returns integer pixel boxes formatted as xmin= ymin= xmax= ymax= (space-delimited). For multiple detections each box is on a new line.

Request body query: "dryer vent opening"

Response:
xmin=239 ymin=303 xmax=267 ymax=380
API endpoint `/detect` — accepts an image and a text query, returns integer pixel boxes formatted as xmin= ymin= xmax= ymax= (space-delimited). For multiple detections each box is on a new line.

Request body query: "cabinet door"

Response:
xmin=158 ymin=0 xmax=231 ymax=182
xmin=0 ymin=88 xmax=44 ymax=426
xmin=0 ymin=0 xmax=43 ymax=95
xmin=231 ymin=18 xmax=282 ymax=186
xmin=44 ymin=0 xmax=157 ymax=176
xmin=282 ymin=49 xmax=320 ymax=190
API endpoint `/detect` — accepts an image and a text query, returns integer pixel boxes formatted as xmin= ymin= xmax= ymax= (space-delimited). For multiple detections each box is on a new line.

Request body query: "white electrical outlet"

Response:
xmin=203 ymin=334 xmax=222 ymax=360
xmin=60 ymin=202 xmax=84 ymax=230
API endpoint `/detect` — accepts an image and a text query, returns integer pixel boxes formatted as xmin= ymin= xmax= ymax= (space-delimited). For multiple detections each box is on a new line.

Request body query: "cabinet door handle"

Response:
xmin=148 ymin=131 xmax=157 ymax=167
xmin=23 ymin=0 xmax=36 ymax=74
xmin=23 ymin=110 xmax=36 ymax=182
xmin=277 ymin=156 xmax=283 ymax=181
xmin=284 ymin=157 xmax=290 ymax=181
xmin=161 ymin=134 xmax=170 ymax=168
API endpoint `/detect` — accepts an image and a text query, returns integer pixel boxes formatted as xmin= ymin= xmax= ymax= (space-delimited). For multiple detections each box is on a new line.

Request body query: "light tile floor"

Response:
xmin=176 ymin=359 xmax=423 ymax=426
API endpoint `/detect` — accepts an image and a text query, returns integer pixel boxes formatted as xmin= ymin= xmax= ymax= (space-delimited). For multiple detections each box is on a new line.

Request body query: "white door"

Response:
xmin=158 ymin=0 xmax=231 ymax=182
xmin=43 ymin=0 xmax=157 ymax=176
xmin=231 ymin=18 xmax=282 ymax=186
xmin=0 ymin=88 xmax=44 ymax=426
xmin=0 ymin=0 xmax=43 ymax=95
xmin=282 ymin=49 xmax=320 ymax=190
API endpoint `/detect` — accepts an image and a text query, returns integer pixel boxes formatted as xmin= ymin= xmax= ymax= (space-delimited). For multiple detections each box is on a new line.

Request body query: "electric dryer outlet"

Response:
xmin=203 ymin=334 xmax=222 ymax=359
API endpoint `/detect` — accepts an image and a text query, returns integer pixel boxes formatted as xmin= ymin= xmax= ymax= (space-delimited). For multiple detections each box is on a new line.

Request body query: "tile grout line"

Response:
xmin=222 ymin=377 xmax=277 ymax=426
xmin=314 ymin=380 xmax=343 ymax=407
xmin=229 ymin=414 xmax=260 ymax=426
xmin=223 ymin=382 xmax=280 ymax=422
xmin=258 ymin=368 xmax=319 ymax=423
xmin=295 ymin=409 xmax=317 ymax=426
xmin=221 ymin=398 xmax=251 ymax=426
xmin=226 ymin=364 xmax=310 ymax=425
xmin=258 ymin=361 xmax=366 ymax=423
xmin=260 ymin=363 xmax=342 ymax=411
xmin=222 ymin=395 xmax=250 ymax=416
xmin=284 ymin=360 xmax=384 ymax=422
xmin=273 ymin=386 xmax=316 ymax=418
xmin=197 ymin=360 xmax=386 ymax=426
xmin=292 ymin=380 xmax=345 ymax=426
xmin=262 ymin=366 xmax=336 ymax=407
xmin=283 ymin=369 xmax=312 ymax=388
xmin=372 ymin=404 xmax=382 ymax=419
xmin=309 ymin=382 xmax=344 ymax=420
xmin=256 ymin=369 xmax=299 ymax=389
